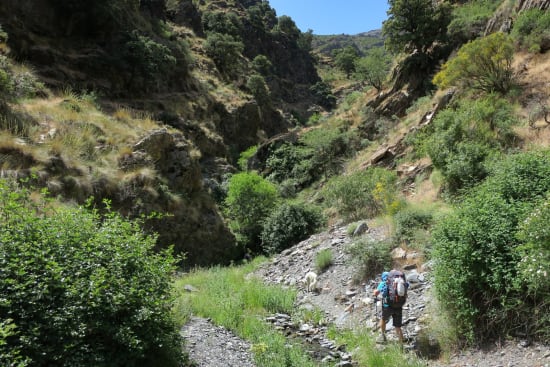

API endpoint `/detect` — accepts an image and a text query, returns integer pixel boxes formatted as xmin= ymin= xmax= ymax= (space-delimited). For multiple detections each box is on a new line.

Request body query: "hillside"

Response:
xmin=0 ymin=0 xmax=327 ymax=266
xmin=312 ymin=30 xmax=384 ymax=57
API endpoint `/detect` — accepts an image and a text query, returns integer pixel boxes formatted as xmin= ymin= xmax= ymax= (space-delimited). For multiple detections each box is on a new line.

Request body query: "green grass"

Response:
xmin=326 ymin=326 xmax=426 ymax=367
xmin=173 ymin=258 xmax=317 ymax=367
xmin=174 ymin=258 xmax=426 ymax=367
xmin=315 ymin=248 xmax=333 ymax=273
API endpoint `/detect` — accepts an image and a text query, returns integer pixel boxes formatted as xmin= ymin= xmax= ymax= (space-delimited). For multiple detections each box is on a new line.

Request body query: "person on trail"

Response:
xmin=373 ymin=269 xmax=408 ymax=344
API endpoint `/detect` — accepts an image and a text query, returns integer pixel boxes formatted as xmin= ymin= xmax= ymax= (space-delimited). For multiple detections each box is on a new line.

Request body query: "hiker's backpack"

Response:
xmin=385 ymin=270 xmax=407 ymax=308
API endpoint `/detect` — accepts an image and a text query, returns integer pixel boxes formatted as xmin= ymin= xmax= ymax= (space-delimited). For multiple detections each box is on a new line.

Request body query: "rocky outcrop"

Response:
xmin=167 ymin=0 xmax=204 ymax=36
xmin=517 ymin=0 xmax=550 ymax=11
xmin=485 ymin=0 xmax=550 ymax=36
xmin=115 ymin=128 xmax=238 ymax=267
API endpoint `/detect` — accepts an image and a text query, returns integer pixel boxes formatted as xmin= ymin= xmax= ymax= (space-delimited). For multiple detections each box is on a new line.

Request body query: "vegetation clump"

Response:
xmin=0 ymin=180 xmax=183 ymax=367
xmin=433 ymin=150 xmax=550 ymax=344
xmin=261 ymin=202 xmax=322 ymax=255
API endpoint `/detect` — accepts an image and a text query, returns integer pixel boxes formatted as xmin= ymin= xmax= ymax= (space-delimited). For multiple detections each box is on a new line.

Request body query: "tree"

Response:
xmin=354 ymin=47 xmax=392 ymax=91
xmin=246 ymin=74 xmax=271 ymax=107
xmin=383 ymin=0 xmax=451 ymax=54
xmin=274 ymin=15 xmax=300 ymax=39
xmin=204 ymin=32 xmax=244 ymax=75
xmin=433 ymin=32 xmax=515 ymax=94
xmin=333 ymin=46 xmax=359 ymax=78
xmin=224 ymin=172 xmax=279 ymax=251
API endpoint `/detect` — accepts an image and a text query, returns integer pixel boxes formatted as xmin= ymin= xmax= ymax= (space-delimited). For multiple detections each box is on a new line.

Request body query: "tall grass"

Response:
xmin=173 ymin=259 xmax=317 ymax=367
xmin=174 ymin=258 xmax=425 ymax=367
xmin=326 ymin=327 xmax=426 ymax=367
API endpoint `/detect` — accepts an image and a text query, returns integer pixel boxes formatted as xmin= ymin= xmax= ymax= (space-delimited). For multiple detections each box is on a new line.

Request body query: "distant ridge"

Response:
xmin=312 ymin=29 xmax=384 ymax=56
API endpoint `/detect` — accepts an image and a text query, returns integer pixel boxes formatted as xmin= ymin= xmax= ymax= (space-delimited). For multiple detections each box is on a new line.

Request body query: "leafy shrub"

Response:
xmin=433 ymin=32 xmax=515 ymax=94
xmin=0 ymin=55 xmax=13 ymax=101
xmin=266 ymin=127 xmax=352 ymax=188
xmin=354 ymin=47 xmax=391 ymax=91
xmin=300 ymin=127 xmax=353 ymax=179
xmin=333 ymin=46 xmax=359 ymax=78
xmin=515 ymin=195 xmax=550 ymax=340
xmin=424 ymin=96 xmax=518 ymax=193
xmin=315 ymin=249 xmax=333 ymax=273
xmin=204 ymin=32 xmax=244 ymax=75
xmin=297 ymin=29 xmax=313 ymax=52
xmin=392 ymin=207 xmax=433 ymax=246
xmin=246 ymin=74 xmax=270 ymax=107
xmin=266 ymin=142 xmax=313 ymax=186
xmin=224 ymin=172 xmax=279 ymax=252
xmin=273 ymin=15 xmax=300 ymax=39
xmin=322 ymin=167 xmax=399 ymax=221
xmin=511 ymin=9 xmax=550 ymax=53
xmin=260 ymin=203 xmax=322 ymax=254
xmin=447 ymin=0 xmax=501 ymax=45
xmin=432 ymin=150 xmax=550 ymax=344
xmin=122 ymin=31 xmax=177 ymax=91
xmin=383 ymin=0 xmax=451 ymax=54
xmin=252 ymin=55 xmax=273 ymax=76
xmin=238 ymin=145 xmax=258 ymax=171
xmin=309 ymin=81 xmax=336 ymax=109
xmin=202 ymin=10 xmax=243 ymax=36
xmin=348 ymin=239 xmax=392 ymax=284
xmin=0 ymin=180 xmax=183 ymax=366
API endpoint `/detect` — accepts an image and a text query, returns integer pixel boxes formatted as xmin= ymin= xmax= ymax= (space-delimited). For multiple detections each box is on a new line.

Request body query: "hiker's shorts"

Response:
xmin=381 ymin=306 xmax=403 ymax=327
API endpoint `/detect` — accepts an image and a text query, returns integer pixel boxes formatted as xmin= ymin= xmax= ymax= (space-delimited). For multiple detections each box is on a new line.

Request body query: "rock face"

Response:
xmin=517 ymin=0 xmax=550 ymax=11
xmin=115 ymin=128 xmax=238 ymax=267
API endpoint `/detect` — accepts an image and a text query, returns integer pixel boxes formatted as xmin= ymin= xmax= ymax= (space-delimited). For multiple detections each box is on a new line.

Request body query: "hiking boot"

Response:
xmin=376 ymin=334 xmax=387 ymax=344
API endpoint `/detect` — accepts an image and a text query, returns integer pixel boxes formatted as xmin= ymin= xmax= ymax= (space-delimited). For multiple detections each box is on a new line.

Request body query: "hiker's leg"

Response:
xmin=377 ymin=307 xmax=390 ymax=342
xmin=395 ymin=327 xmax=403 ymax=343
xmin=393 ymin=308 xmax=404 ymax=343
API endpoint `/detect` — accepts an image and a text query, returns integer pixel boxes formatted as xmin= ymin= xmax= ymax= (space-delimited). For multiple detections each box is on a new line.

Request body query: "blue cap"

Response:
xmin=381 ymin=272 xmax=389 ymax=281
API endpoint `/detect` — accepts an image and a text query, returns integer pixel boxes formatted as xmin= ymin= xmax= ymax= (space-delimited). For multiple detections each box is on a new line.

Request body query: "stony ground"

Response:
xmin=181 ymin=223 xmax=550 ymax=367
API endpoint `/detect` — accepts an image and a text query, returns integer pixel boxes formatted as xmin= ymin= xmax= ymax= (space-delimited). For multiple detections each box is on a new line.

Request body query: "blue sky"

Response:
xmin=268 ymin=0 xmax=390 ymax=35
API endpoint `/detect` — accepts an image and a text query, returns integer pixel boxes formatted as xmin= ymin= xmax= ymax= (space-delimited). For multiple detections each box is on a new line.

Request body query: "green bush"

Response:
xmin=511 ymin=8 xmax=550 ymax=53
xmin=354 ymin=47 xmax=391 ymax=91
xmin=202 ymin=11 xmax=243 ymax=36
xmin=261 ymin=203 xmax=322 ymax=255
xmin=204 ymin=32 xmax=244 ymax=75
xmin=273 ymin=15 xmax=300 ymax=39
xmin=251 ymin=55 xmax=273 ymax=76
xmin=432 ymin=150 xmax=550 ymax=344
xmin=515 ymin=195 xmax=550 ymax=340
xmin=246 ymin=74 xmax=270 ymax=107
xmin=424 ymin=96 xmax=518 ymax=193
xmin=266 ymin=142 xmax=314 ymax=186
xmin=447 ymin=0 xmax=501 ymax=45
xmin=0 ymin=180 xmax=183 ymax=366
xmin=309 ymin=81 xmax=336 ymax=109
xmin=433 ymin=32 xmax=515 ymax=94
xmin=265 ymin=127 xmax=352 ymax=188
xmin=392 ymin=207 xmax=433 ymax=246
xmin=315 ymin=249 xmax=333 ymax=273
xmin=322 ymin=167 xmax=399 ymax=221
xmin=224 ymin=172 xmax=279 ymax=252
xmin=347 ymin=239 xmax=392 ymax=284
xmin=237 ymin=145 xmax=258 ymax=171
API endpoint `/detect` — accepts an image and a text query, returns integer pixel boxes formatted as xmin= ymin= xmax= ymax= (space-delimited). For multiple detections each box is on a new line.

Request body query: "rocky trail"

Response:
xmin=181 ymin=223 xmax=550 ymax=367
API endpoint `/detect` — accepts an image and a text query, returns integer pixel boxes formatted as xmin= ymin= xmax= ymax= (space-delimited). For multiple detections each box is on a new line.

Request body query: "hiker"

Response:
xmin=373 ymin=269 xmax=408 ymax=344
